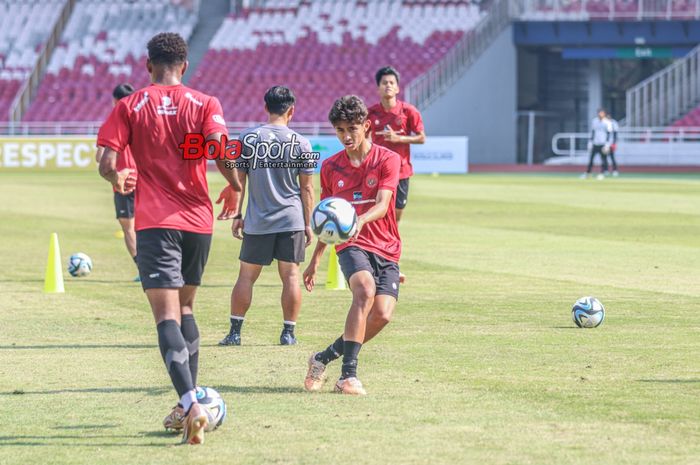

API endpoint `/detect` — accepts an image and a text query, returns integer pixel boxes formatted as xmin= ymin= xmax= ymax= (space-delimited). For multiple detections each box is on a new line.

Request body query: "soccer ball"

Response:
xmin=572 ymin=296 xmax=605 ymax=328
xmin=195 ymin=386 xmax=227 ymax=432
xmin=311 ymin=197 xmax=358 ymax=245
xmin=67 ymin=253 xmax=92 ymax=277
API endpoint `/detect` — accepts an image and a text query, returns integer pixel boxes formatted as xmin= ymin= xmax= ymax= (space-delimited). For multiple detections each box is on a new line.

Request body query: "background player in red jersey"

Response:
xmin=95 ymin=83 xmax=139 ymax=281
xmin=97 ymin=33 xmax=241 ymax=445
xmin=302 ymin=95 xmax=401 ymax=396
xmin=368 ymin=66 xmax=425 ymax=223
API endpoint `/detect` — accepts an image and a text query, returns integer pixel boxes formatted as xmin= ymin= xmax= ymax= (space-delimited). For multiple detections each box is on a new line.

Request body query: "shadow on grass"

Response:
xmin=637 ymin=379 xmax=700 ymax=384
xmin=52 ymin=424 xmax=119 ymax=430
xmin=1 ymin=386 xmax=169 ymax=396
xmin=216 ymin=385 xmax=306 ymax=394
xmin=2 ymin=384 xmax=304 ymax=396
xmin=0 ymin=344 xmax=154 ymax=350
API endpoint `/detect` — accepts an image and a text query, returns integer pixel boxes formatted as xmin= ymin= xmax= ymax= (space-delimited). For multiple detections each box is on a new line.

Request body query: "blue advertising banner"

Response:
xmin=308 ymin=136 xmax=468 ymax=174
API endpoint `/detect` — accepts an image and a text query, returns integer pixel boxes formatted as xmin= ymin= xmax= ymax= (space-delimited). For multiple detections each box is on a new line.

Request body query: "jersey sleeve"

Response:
xmin=96 ymin=101 xmax=130 ymax=152
xmin=378 ymin=152 xmax=401 ymax=192
xmin=201 ymin=96 xmax=228 ymax=138
xmin=320 ymin=162 xmax=332 ymax=200
xmin=407 ymin=105 xmax=425 ymax=134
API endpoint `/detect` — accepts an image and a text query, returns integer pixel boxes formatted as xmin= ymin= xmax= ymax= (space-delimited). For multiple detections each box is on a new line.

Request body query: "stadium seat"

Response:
xmin=0 ymin=0 xmax=66 ymax=122
xmin=189 ymin=0 xmax=482 ymax=123
xmin=22 ymin=0 xmax=197 ymax=123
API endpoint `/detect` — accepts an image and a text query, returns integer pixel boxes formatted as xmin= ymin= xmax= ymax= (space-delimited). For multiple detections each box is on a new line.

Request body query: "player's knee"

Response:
xmin=352 ymin=281 xmax=376 ymax=308
xmin=372 ymin=310 xmax=392 ymax=327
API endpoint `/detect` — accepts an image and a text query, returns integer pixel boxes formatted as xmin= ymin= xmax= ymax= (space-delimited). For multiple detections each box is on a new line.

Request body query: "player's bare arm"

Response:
xmin=230 ymin=170 xmax=247 ymax=240
xmin=95 ymin=145 xmax=105 ymax=163
xmin=303 ymin=240 xmax=327 ymax=292
xmin=299 ymin=173 xmax=314 ymax=247
xmin=212 ymin=132 xmax=243 ymax=220
xmin=98 ymin=146 xmax=136 ymax=194
xmin=379 ymin=127 xmax=426 ymax=145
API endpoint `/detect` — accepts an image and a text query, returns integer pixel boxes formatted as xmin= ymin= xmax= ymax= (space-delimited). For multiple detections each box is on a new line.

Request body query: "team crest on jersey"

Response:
xmin=338 ymin=180 xmax=344 ymax=188
xmin=157 ymin=96 xmax=177 ymax=115
xmin=366 ymin=174 xmax=378 ymax=188
xmin=353 ymin=191 xmax=362 ymax=201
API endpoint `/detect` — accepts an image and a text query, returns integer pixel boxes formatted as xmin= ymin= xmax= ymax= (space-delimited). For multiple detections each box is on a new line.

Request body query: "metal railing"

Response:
xmin=0 ymin=121 xmax=335 ymax=137
xmin=552 ymin=126 xmax=700 ymax=157
xmin=626 ymin=45 xmax=700 ymax=127
xmin=514 ymin=0 xmax=700 ymax=21
xmin=404 ymin=0 xmax=511 ymax=110
xmin=8 ymin=0 xmax=75 ymax=123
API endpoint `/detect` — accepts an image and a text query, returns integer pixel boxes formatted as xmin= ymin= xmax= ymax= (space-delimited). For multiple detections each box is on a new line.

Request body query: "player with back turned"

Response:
xmin=303 ymin=95 xmax=401 ymax=396
xmin=95 ymin=83 xmax=139 ymax=281
xmin=97 ymin=32 xmax=241 ymax=445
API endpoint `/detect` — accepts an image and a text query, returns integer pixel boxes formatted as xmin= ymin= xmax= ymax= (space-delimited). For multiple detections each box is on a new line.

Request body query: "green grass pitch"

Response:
xmin=0 ymin=171 xmax=698 ymax=465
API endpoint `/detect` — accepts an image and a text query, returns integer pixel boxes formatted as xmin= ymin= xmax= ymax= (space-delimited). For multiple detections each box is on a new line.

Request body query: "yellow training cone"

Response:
xmin=325 ymin=247 xmax=346 ymax=290
xmin=44 ymin=233 xmax=65 ymax=293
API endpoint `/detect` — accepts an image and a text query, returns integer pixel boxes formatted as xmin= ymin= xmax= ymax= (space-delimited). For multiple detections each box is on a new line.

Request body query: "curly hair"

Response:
xmin=328 ymin=95 xmax=368 ymax=126
xmin=147 ymin=32 xmax=188 ymax=66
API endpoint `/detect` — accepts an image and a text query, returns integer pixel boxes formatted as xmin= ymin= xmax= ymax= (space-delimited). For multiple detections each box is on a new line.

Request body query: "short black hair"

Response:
xmin=375 ymin=66 xmax=400 ymax=86
xmin=112 ymin=83 xmax=135 ymax=100
xmin=147 ymin=32 xmax=187 ymax=66
xmin=264 ymin=86 xmax=296 ymax=115
xmin=328 ymin=95 xmax=368 ymax=126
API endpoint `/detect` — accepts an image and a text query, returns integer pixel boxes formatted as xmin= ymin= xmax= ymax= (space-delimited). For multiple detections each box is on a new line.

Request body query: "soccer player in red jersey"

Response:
xmin=95 ymin=83 xmax=139 ymax=281
xmin=367 ymin=66 xmax=426 ymax=223
xmin=303 ymin=95 xmax=401 ymax=396
xmin=97 ymin=33 xmax=241 ymax=444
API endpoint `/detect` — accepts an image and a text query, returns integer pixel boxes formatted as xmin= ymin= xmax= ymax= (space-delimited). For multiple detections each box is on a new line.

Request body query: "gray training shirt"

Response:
xmin=238 ymin=124 xmax=314 ymax=235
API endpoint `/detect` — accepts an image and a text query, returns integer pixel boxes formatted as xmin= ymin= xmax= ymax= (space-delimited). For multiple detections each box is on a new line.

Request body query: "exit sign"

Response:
xmin=617 ymin=47 xmax=673 ymax=59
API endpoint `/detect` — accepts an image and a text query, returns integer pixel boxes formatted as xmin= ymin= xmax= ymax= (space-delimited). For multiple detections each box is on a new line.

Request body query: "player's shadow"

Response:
xmin=216 ymin=385 xmax=305 ymax=394
xmin=0 ymin=386 xmax=169 ymax=396
xmin=637 ymin=378 xmax=700 ymax=384
xmin=52 ymin=424 xmax=119 ymax=430
xmin=0 ymin=343 xmax=154 ymax=350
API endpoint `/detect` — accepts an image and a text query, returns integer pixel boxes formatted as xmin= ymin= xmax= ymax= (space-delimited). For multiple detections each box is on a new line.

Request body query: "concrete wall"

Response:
xmin=421 ymin=26 xmax=517 ymax=164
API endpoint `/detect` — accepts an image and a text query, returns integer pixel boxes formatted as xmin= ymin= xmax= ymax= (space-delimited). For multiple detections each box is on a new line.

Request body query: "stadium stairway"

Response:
xmin=182 ymin=0 xmax=229 ymax=85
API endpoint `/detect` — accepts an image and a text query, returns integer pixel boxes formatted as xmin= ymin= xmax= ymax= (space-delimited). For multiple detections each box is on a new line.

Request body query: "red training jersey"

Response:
xmin=368 ymin=99 xmax=424 ymax=179
xmin=97 ymin=84 xmax=228 ymax=234
xmin=320 ymin=144 xmax=401 ymax=262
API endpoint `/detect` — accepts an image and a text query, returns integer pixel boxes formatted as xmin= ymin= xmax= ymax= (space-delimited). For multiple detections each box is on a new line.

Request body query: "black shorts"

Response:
xmin=395 ymin=178 xmax=409 ymax=210
xmin=136 ymin=228 xmax=212 ymax=290
xmin=337 ymin=246 xmax=400 ymax=300
xmin=114 ymin=191 xmax=135 ymax=219
xmin=239 ymin=231 xmax=305 ymax=266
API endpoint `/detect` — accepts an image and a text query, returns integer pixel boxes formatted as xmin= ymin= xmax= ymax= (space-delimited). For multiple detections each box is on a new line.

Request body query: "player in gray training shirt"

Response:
xmin=219 ymin=86 xmax=316 ymax=346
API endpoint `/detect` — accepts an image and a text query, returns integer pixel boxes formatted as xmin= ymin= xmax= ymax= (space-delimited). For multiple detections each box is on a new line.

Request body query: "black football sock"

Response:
xmin=315 ymin=336 xmax=344 ymax=365
xmin=283 ymin=320 xmax=296 ymax=334
xmin=341 ymin=341 xmax=362 ymax=379
xmin=157 ymin=319 xmax=194 ymax=397
xmin=230 ymin=315 xmax=244 ymax=332
xmin=180 ymin=314 xmax=200 ymax=387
